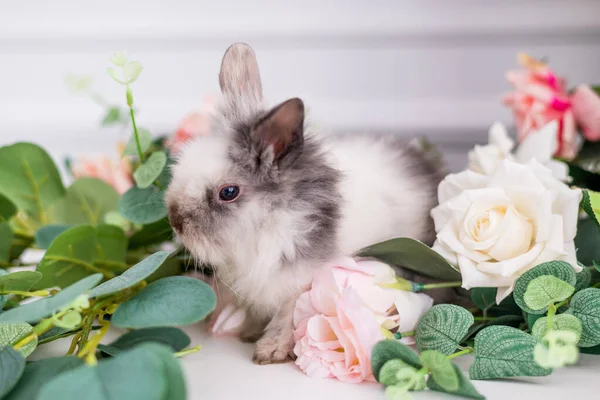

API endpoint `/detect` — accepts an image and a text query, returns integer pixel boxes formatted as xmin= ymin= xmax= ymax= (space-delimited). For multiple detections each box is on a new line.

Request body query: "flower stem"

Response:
xmin=447 ymin=347 xmax=474 ymax=360
xmin=420 ymin=281 xmax=462 ymax=291
xmin=129 ymin=106 xmax=145 ymax=162
xmin=0 ymin=289 xmax=50 ymax=297
xmin=174 ymin=345 xmax=202 ymax=358
xmin=473 ymin=316 xmax=496 ymax=322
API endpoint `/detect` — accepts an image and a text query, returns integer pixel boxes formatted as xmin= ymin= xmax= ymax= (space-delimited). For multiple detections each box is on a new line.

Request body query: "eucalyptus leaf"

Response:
xmin=0 ymin=222 xmax=13 ymax=265
xmin=118 ymin=186 xmax=167 ymax=224
xmin=133 ymin=151 xmax=167 ymax=189
xmin=0 ymin=193 xmax=17 ymax=220
xmin=94 ymin=224 xmax=128 ymax=272
xmin=0 ymin=346 xmax=25 ymax=398
xmin=420 ymin=350 xmax=458 ymax=392
xmin=107 ymin=67 xmax=125 ymax=84
xmin=35 ymin=224 xmax=73 ymax=249
xmin=128 ymin=218 xmax=173 ymax=249
xmin=38 ymin=343 xmax=185 ymax=400
xmin=416 ymin=305 xmax=474 ymax=355
xmin=378 ymin=359 xmax=415 ymax=387
xmin=0 ymin=322 xmax=37 ymax=357
xmin=98 ymin=327 xmax=190 ymax=357
xmin=124 ymin=61 xmax=144 ymax=84
xmin=565 ymin=288 xmax=600 ymax=347
xmin=469 ymin=326 xmax=551 ymax=380
xmin=109 ymin=52 xmax=128 ymax=66
xmin=371 ymin=340 xmax=423 ymax=381
xmin=531 ymin=314 xmax=582 ymax=342
xmin=101 ymin=107 xmax=123 ymax=126
xmin=0 ymin=270 xmax=7 ymax=310
xmin=50 ymin=178 xmax=119 ymax=225
xmin=124 ymin=128 xmax=153 ymax=156
xmin=88 ymin=251 xmax=170 ymax=298
xmin=0 ymin=271 xmax=42 ymax=291
xmin=513 ymin=261 xmax=577 ymax=314
xmin=0 ymin=143 xmax=65 ymax=223
xmin=427 ymin=363 xmax=484 ymax=400
xmin=575 ymin=266 xmax=592 ymax=292
xmin=0 ymin=274 xmax=102 ymax=323
xmin=112 ymin=276 xmax=215 ymax=328
xmin=359 ymin=238 xmax=460 ymax=281
xmin=3 ymin=356 xmax=83 ymax=400
xmin=523 ymin=275 xmax=575 ymax=311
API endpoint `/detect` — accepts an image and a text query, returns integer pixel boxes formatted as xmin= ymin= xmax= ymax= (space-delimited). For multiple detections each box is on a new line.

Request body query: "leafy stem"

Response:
xmin=0 ymin=289 xmax=50 ymax=297
xmin=447 ymin=347 xmax=474 ymax=360
xmin=174 ymin=345 xmax=202 ymax=358
xmin=128 ymin=102 xmax=145 ymax=162
xmin=78 ymin=313 xmax=110 ymax=366
xmin=44 ymin=255 xmax=116 ymax=278
xmin=13 ymin=313 xmax=62 ymax=349
xmin=420 ymin=281 xmax=462 ymax=291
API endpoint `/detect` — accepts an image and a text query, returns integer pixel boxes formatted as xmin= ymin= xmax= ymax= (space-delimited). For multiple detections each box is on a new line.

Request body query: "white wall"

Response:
xmin=1 ymin=0 xmax=599 ymax=170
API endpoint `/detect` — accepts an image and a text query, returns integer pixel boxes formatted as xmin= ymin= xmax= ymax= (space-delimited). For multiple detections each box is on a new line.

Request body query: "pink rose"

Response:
xmin=71 ymin=154 xmax=133 ymax=194
xmin=502 ymin=53 xmax=578 ymax=159
xmin=571 ymin=85 xmax=600 ymax=142
xmin=166 ymin=95 xmax=215 ymax=154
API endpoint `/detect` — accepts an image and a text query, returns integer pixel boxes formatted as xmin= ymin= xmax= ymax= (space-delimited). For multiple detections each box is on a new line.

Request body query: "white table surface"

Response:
xmin=31 ymin=323 xmax=598 ymax=400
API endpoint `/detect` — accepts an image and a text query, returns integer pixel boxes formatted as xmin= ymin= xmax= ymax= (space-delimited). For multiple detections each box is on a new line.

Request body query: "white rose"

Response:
xmin=468 ymin=121 xmax=569 ymax=181
xmin=432 ymin=159 xmax=582 ymax=303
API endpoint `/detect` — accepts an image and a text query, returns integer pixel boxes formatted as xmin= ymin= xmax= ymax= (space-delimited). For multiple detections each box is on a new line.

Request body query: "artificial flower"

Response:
xmin=165 ymin=95 xmax=215 ymax=154
xmin=468 ymin=121 xmax=569 ymax=181
xmin=71 ymin=154 xmax=133 ymax=194
xmin=503 ymin=53 xmax=578 ymax=159
xmin=431 ymin=159 xmax=582 ymax=303
xmin=570 ymin=85 xmax=600 ymax=142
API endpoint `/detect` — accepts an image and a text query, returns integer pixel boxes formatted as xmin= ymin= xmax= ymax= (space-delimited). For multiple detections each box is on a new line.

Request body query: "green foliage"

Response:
xmin=124 ymin=128 xmax=153 ymax=156
xmin=575 ymin=266 xmax=592 ymax=292
xmin=112 ymin=276 xmax=216 ymax=328
xmin=118 ymin=186 xmax=167 ymax=224
xmin=0 ymin=270 xmax=42 ymax=291
xmin=575 ymin=218 xmax=600 ymax=265
xmin=35 ymin=224 xmax=73 ymax=249
xmin=427 ymin=363 xmax=485 ymax=400
xmin=359 ymin=238 xmax=461 ymax=281
xmin=420 ymin=350 xmax=458 ymax=392
xmin=0 ymin=194 xmax=17 ymax=264
xmin=50 ymin=178 xmax=119 ymax=225
xmin=581 ymin=189 xmax=600 ymax=226
xmin=128 ymin=218 xmax=173 ymax=249
xmin=416 ymin=305 xmax=474 ymax=355
xmin=98 ymin=327 xmax=190 ymax=356
xmin=532 ymin=314 xmax=582 ymax=343
xmin=0 ymin=322 xmax=37 ymax=357
xmin=565 ymin=288 xmax=600 ymax=347
xmin=513 ymin=261 xmax=577 ymax=314
xmin=101 ymin=107 xmax=126 ymax=126
xmin=0 ymin=346 xmax=25 ymax=398
xmin=371 ymin=340 xmax=422 ymax=381
xmin=0 ymin=142 xmax=65 ymax=224
xmin=469 ymin=326 xmax=552 ymax=380
xmin=38 ymin=343 xmax=185 ymax=400
xmin=523 ymin=275 xmax=575 ymax=311
xmin=133 ymin=151 xmax=167 ymax=189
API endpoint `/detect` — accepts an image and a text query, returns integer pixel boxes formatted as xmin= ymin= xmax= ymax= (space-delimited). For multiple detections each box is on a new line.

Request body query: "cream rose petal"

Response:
xmin=486 ymin=205 xmax=533 ymax=261
xmin=477 ymin=242 xmax=544 ymax=277
xmin=438 ymin=170 xmax=489 ymax=203
xmin=456 ymin=254 xmax=514 ymax=289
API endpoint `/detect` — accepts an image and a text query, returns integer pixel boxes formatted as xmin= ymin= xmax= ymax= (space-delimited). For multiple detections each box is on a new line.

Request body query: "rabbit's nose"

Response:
xmin=168 ymin=202 xmax=184 ymax=233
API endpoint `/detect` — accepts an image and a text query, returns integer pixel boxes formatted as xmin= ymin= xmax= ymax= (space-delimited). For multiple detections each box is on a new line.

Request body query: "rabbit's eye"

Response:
xmin=218 ymin=185 xmax=241 ymax=202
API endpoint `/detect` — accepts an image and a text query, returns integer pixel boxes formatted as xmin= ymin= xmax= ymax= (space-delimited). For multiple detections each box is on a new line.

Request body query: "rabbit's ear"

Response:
xmin=219 ymin=43 xmax=263 ymax=102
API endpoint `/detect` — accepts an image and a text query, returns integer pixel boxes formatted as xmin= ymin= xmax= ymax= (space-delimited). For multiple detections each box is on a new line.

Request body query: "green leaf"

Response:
xmin=118 ymin=186 xmax=167 ymax=224
xmin=0 ymin=193 xmax=17 ymax=221
xmin=513 ymin=261 xmax=577 ymax=314
xmin=371 ymin=340 xmax=423 ymax=381
xmin=0 ymin=274 xmax=102 ymax=323
xmin=575 ymin=218 xmax=600 ymax=265
xmin=88 ymin=251 xmax=170 ymax=298
xmin=101 ymin=107 xmax=123 ymax=126
xmin=133 ymin=151 xmax=167 ymax=189
xmin=378 ymin=359 xmax=414 ymax=386
xmin=107 ymin=67 xmax=125 ymax=84
xmin=124 ymin=61 xmax=144 ymax=84
xmin=3 ymin=356 xmax=83 ymax=400
xmin=128 ymin=218 xmax=173 ymax=249
xmin=523 ymin=275 xmax=575 ymax=311
xmin=109 ymin=52 xmax=128 ymax=66
xmin=526 ymin=312 xmax=544 ymax=330
xmin=575 ymin=266 xmax=592 ymax=292
xmin=581 ymin=189 xmax=600 ymax=226
xmin=420 ymin=350 xmax=458 ymax=392
xmin=359 ymin=238 xmax=460 ymax=281
xmin=35 ymin=224 xmax=73 ymax=249
xmin=0 ymin=271 xmax=42 ymax=291
xmin=0 ymin=270 xmax=7 ymax=310
xmin=565 ymin=288 xmax=600 ymax=347
xmin=124 ymin=128 xmax=153 ymax=156
xmin=416 ymin=305 xmax=474 ymax=355
xmin=0 ymin=346 xmax=25 ymax=398
xmin=465 ymin=315 xmax=523 ymax=339
xmin=580 ymin=344 xmax=600 ymax=354
xmin=427 ymin=363 xmax=485 ymax=400
xmin=0 ymin=143 xmax=65 ymax=224
xmin=94 ymin=224 xmax=128 ymax=270
xmin=98 ymin=327 xmax=190 ymax=357
xmin=470 ymin=288 xmax=496 ymax=311
xmin=112 ymin=276 xmax=215 ymax=328
xmin=0 ymin=222 xmax=13 ymax=265
xmin=469 ymin=326 xmax=551 ymax=380
xmin=0 ymin=322 xmax=37 ymax=357
xmin=38 ymin=343 xmax=185 ymax=400
xmin=50 ymin=178 xmax=119 ymax=225
xmin=531 ymin=314 xmax=582 ymax=342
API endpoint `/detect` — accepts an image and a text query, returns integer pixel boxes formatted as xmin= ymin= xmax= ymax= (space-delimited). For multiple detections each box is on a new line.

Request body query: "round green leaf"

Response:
xmin=420 ymin=350 xmax=459 ymax=392
xmin=523 ymin=275 xmax=575 ymax=311
xmin=101 ymin=107 xmax=124 ymax=126
xmin=0 ymin=222 xmax=13 ymax=265
xmin=0 ymin=346 xmax=25 ymax=398
xmin=98 ymin=327 xmax=190 ymax=357
xmin=470 ymin=288 xmax=496 ymax=311
xmin=359 ymin=238 xmax=460 ymax=281
xmin=35 ymin=224 xmax=73 ymax=249
xmin=109 ymin=52 xmax=128 ymax=66
xmin=575 ymin=266 xmax=592 ymax=292
xmin=0 ymin=274 xmax=102 ymax=323
xmin=427 ymin=363 xmax=484 ymax=400
xmin=0 ymin=271 xmax=42 ymax=291
xmin=112 ymin=276 xmax=216 ymax=328
xmin=416 ymin=305 xmax=474 ymax=355
xmin=0 ymin=143 xmax=65 ymax=224
xmin=118 ymin=186 xmax=167 ymax=224
xmin=0 ymin=193 xmax=17 ymax=221
xmin=124 ymin=61 xmax=144 ymax=84
xmin=88 ymin=251 xmax=170 ymax=298
xmin=371 ymin=340 xmax=423 ymax=381
xmin=469 ymin=326 xmax=551 ymax=380
xmin=38 ymin=343 xmax=185 ymax=400
xmin=50 ymin=178 xmax=119 ymax=225
xmin=133 ymin=151 xmax=167 ymax=189
xmin=531 ymin=314 xmax=582 ymax=342
xmin=128 ymin=218 xmax=173 ymax=249
xmin=55 ymin=311 xmax=82 ymax=330
xmin=378 ymin=359 xmax=414 ymax=386
xmin=513 ymin=261 xmax=577 ymax=314
xmin=0 ymin=270 xmax=7 ymax=310
xmin=565 ymin=288 xmax=600 ymax=347
xmin=3 ymin=356 xmax=83 ymax=400
xmin=107 ymin=67 xmax=125 ymax=84
xmin=124 ymin=128 xmax=153 ymax=156
xmin=0 ymin=322 xmax=37 ymax=357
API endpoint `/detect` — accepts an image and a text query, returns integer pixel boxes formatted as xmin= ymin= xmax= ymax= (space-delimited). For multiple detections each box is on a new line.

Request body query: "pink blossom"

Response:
xmin=571 ymin=85 xmax=600 ymax=142
xmin=71 ymin=154 xmax=133 ymax=194
xmin=166 ymin=95 xmax=215 ymax=154
xmin=502 ymin=53 xmax=578 ymax=159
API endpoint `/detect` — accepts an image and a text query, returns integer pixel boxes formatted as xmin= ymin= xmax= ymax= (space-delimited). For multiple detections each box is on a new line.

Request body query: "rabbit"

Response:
xmin=165 ymin=43 xmax=444 ymax=365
